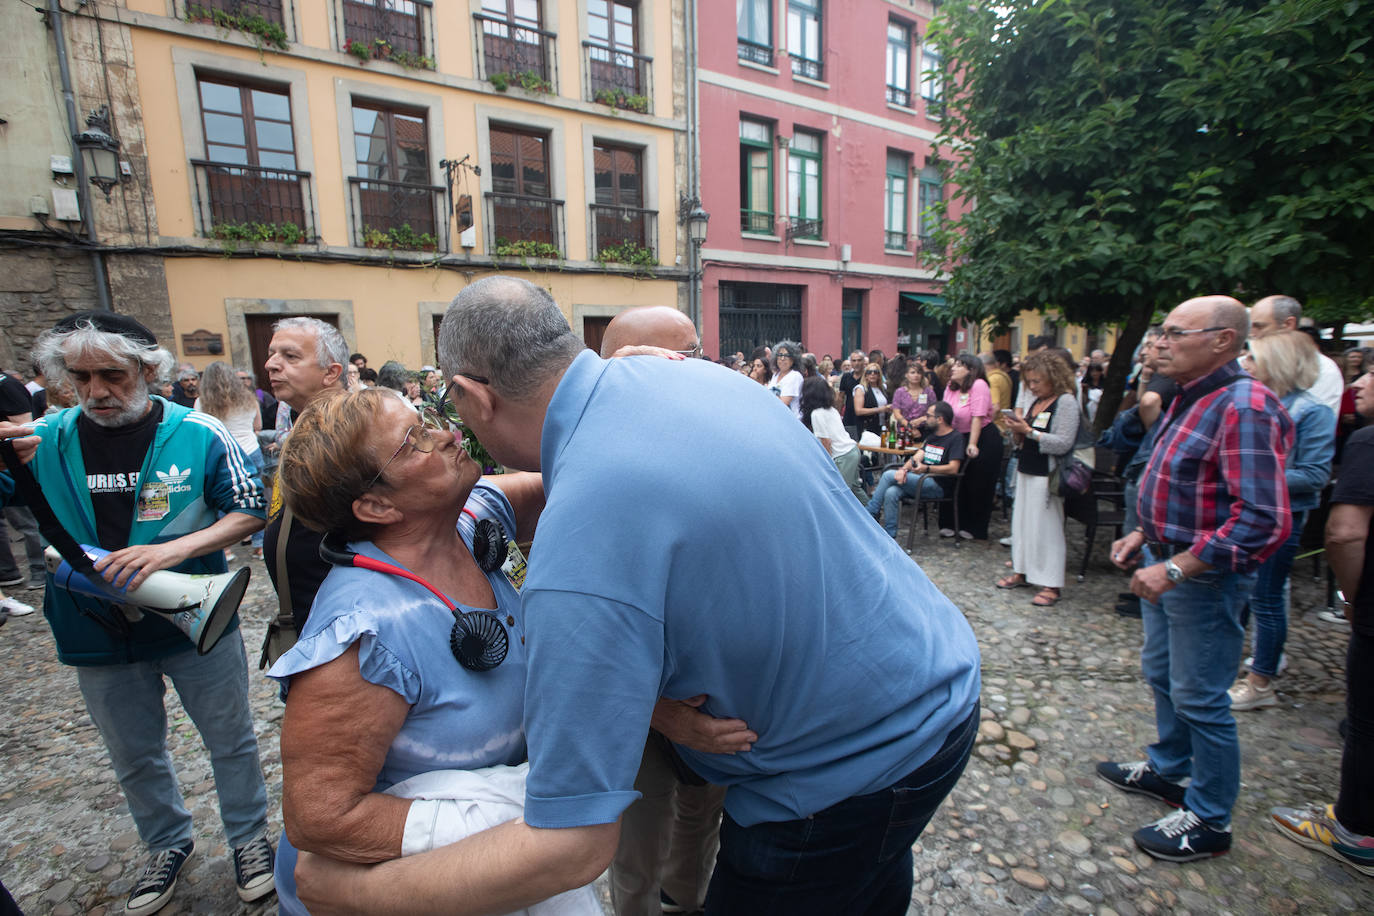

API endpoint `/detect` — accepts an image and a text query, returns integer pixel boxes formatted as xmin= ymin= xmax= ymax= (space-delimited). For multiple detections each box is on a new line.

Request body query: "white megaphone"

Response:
xmin=45 ymin=545 xmax=250 ymax=655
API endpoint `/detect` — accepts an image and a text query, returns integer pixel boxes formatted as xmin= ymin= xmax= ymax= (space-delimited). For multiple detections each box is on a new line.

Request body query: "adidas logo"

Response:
xmin=153 ymin=464 xmax=193 ymax=494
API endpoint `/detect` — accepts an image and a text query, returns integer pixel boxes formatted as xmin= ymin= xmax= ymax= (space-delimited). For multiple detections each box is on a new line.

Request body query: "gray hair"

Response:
xmin=177 ymin=365 xmax=199 ymax=382
xmin=33 ymin=321 xmax=176 ymax=386
xmin=376 ymin=360 xmax=410 ymax=392
xmin=1211 ymin=301 xmax=1251 ymax=354
xmin=437 ymin=276 xmax=582 ymax=400
xmin=1265 ymin=295 xmax=1303 ymax=325
xmin=273 ymin=316 xmax=350 ymax=374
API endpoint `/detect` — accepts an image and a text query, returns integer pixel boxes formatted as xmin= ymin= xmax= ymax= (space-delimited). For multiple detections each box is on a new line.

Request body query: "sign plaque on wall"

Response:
xmin=181 ymin=330 xmax=224 ymax=356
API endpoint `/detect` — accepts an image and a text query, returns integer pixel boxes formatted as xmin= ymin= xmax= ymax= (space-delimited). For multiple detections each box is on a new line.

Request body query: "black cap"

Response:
xmin=52 ymin=310 xmax=158 ymax=347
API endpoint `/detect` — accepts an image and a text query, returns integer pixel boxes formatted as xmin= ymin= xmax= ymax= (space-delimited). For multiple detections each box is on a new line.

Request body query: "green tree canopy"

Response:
xmin=927 ymin=0 xmax=1374 ymax=422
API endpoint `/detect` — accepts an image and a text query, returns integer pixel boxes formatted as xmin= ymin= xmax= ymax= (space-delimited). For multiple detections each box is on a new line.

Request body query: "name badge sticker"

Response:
xmin=137 ymin=481 xmax=171 ymax=522
xmin=502 ymin=541 xmax=528 ymax=592
xmin=1033 ymin=411 xmax=1052 ymax=430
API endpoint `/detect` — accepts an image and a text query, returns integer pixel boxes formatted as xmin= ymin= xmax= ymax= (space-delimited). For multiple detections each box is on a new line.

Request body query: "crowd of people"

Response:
xmin=0 ymin=285 xmax=1370 ymax=916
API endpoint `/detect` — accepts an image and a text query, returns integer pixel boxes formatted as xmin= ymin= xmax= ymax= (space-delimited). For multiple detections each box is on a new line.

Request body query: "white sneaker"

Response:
xmin=957 ymin=530 xmax=975 ymax=540
xmin=1228 ymin=678 xmax=1277 ymax=711
xmin=939 ymin=528 xmax=956 ymax=538
xmin=1244 ymin=653 xmax=1288 ymax=675
xmin=999 ymin=536 xmax=1013 ymax=547
xmin=1317 ymin=609 xmax=1350 ymax=626
xmin=0 ymin=597 xmax=34 ymax=617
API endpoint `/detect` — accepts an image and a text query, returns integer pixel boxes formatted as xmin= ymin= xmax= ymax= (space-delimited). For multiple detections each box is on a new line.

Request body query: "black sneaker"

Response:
xmin=233 ymin=833 xmax=276 ymax=902
xmin=1133 ymin=807 xmax=1231 ymax=861
xmin=1115 ymin=600 xmax=1142 ymax=618
xmin=660 ymin=889 xmax=688 ymax=913
xmin=1096 ymin=760 xmax=1186 ymax=807
xmin=126 ymin=840 xmax=194 ymax=916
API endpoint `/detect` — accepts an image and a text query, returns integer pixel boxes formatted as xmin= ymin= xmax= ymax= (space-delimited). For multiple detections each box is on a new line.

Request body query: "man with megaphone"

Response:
xmin=0 ymin=312 xmax=275 ymax=916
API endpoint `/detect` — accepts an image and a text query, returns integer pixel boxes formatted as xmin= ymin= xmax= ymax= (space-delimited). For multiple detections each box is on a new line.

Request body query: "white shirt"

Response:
xmin=809 ymin=407 xmax=856 ymax=457
xmin=769 ymin=370 xmax=804 ymax=420
xmin=1310 ymin=354 xmax=1343 ymax=413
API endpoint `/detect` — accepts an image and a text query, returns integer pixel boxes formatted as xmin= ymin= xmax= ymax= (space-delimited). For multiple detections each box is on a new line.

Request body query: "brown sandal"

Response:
xmin=996 ymin=574 xmax=1027 ymax=589
xmin=1031 ymin=588 xmax=1060 ymax=607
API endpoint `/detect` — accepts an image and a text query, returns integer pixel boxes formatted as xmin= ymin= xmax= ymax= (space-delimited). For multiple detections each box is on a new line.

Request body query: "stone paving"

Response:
xmin=1 ymin=512 xmax=1371 ymax=915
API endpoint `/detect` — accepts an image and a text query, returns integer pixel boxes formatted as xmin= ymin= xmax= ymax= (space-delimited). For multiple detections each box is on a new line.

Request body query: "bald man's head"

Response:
xmin=1249 ymin=294 xmax=1302 ymax=339
xmin=1156 ymin=295 xmax=1248 ymax=383
xmin=600 ymin=306 xmax=699 ymax=357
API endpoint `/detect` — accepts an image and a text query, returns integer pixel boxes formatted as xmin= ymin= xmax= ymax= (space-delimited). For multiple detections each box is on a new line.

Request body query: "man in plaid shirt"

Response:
xmin=1098 ymin=295 xmax=1294 ymax=862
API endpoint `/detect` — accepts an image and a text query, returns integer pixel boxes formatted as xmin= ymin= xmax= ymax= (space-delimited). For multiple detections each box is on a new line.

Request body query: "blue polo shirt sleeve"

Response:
xmin=521 ymin=588 xmax=662 ymax=828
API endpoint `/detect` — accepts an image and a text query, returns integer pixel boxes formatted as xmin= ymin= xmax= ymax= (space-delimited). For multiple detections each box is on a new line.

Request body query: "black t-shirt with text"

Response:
xmin=1332 ymin=426 xmax=1374 ymax=617
xmin=917 ymin=428 xmax=967 ymax=469
xmin=77 ymin=401 xmax=163 ymax=550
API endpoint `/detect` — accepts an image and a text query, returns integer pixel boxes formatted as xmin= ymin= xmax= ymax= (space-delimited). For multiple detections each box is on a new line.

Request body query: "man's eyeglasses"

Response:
xmin=1159 ymin=325 xmax=1227 ymax=341
xmin=674 ymin=345 xmax=703 ymax=358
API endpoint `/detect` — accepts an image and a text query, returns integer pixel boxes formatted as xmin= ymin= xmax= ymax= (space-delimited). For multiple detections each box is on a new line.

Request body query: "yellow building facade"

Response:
xmin=69 ymin=1 xmax=690 ymax=374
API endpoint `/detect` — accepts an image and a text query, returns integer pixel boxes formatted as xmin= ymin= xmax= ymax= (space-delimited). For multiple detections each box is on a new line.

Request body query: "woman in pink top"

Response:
xmin=940 ymin=354 xmax=1004 ymax=541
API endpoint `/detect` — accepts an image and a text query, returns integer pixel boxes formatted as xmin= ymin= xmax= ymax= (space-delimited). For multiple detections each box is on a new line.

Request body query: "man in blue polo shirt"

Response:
xmin=295 ymin=276 xmax=981 ymax=916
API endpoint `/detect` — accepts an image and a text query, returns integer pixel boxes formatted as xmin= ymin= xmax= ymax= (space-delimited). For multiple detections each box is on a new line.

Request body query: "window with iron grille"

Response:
xmin=342 ymin=0 xmax=424 ymax=58
xmin=918 ymin=164 xmax=943 ymax=247
xmin=587 ymin=0 xmax=644 ymax=101
xmin=479 ymin=0 xmax=549 ymax=82
xmin=187 ymin=0 xmax=284 ymax=27
xmin=787 ymin=0 xmax=822 ymax=80
xmin=718 ymin=282 xmax=802 ymax=358
xmin=488 ymin=126 xmax=558 ymax=248
xmin=886 ymin=20 xmax=911 ymax=107
xmin=351 ymin=103 xmax=437 ymax=243
xmin=920 ymin=43 xmax=943 ymax=105
xmin=592 ymin=143 xmax=652 ymax=255
xmin=739 ymin=118 xmax=773 ymax=235
xmin=737 ymin=0 xmax=772 ymax=66
xmin=787 ymin=130 xmax=822 ymax=239
xmin=885 ymin=150 xmax=910 ymax=250
xmin=196 ymin=76 xmax=306 ymax=232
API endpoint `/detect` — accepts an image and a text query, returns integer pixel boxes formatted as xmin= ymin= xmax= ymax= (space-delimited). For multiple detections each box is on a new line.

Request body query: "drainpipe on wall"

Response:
xmin=685 ymin=0 xmax=701 ymax=332
xmin=47 ymin=0 xmax=113 ymax=311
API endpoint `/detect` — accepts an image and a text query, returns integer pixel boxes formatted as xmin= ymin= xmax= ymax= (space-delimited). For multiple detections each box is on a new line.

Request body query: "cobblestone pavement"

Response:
xmin=2 ymin=512 xmax=1371 ymax=915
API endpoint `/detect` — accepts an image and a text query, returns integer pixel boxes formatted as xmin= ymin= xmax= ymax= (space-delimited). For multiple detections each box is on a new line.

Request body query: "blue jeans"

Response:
xmin=1140 ymin=549 xmax=1254 ymax=826
xmin=76 ymin=629 xmax=269 ymax=851
xmin=865 ymin=470 xmax=945 ymax=538
xmin=1247 ymin=511 xmax=1304 ymax=678
xmin=704 ymin=703 xmax=978 ymax=916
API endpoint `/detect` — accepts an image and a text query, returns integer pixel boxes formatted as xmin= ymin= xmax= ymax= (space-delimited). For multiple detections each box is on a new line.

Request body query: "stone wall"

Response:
xmin=0 ymin=247 xmax=100 ymax=374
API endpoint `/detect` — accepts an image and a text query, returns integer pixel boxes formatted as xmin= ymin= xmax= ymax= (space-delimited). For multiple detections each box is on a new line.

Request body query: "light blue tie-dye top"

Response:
xmin=269 ymin=481 xmax=528 ymax=787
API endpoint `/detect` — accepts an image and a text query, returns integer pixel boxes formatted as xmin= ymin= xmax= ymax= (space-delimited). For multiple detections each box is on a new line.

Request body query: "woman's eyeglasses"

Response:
xmin=367 ymin=386 xmax=460 ymax=490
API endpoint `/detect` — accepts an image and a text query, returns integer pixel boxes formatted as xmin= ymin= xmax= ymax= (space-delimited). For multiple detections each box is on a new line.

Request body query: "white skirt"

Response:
xmin=1010 ymin=471 xmax=1066 ymax=589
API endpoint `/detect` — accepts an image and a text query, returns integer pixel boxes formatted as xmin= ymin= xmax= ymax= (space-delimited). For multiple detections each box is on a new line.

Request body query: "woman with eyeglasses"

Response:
xmin=768 ymin=340 xmax=805 ymax=419
xmin=941 ymin=353 xmax=1004 ymax=541
xmin=266 ymin=389 xmax=595 ymax=914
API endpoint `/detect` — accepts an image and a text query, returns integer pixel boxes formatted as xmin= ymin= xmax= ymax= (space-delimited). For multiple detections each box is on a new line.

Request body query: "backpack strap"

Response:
xmin=258 ymin=506 xmax=300 ymax=669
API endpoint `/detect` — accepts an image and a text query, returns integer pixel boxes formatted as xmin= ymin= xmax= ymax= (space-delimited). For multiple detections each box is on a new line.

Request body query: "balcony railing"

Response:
xmin=589 ymin=204 xmax=656 ymax=258
xmin=485 ymin=192 xmax=565 ymax=258
xmin=737 ymin=38 xmax=773 ymax=67
xmin=185 ymin=0 xmax=284 ymax=26
xmin=917 ymin=234 xmax=946 ymax=257
xmin=348 ymin=176 xmax=446 ymax=251
xmin=474 ymin=12 xmax=557 ymax=88
xmin=583 ymin=42 xmax=652 ymax=112
xmin=740 ymin=209 xmax=774 ymax=234
xmin=791 ymin=56 xmax=822 ymax=81
xmin=786 ymin=216 xmax=823 ymax=240
xmin=343 ymin=0 xmax=425 ymax=57
xmin=886 ymin=84 xmax=911 ymax=107
xmin=190 ymin=159 xmax=312 ymax=240
xmin=884 ymin=229 xmax=909 ymax=250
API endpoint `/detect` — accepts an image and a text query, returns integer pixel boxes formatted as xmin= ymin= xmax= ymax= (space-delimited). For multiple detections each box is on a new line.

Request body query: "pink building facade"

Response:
xmin=696 ymin=0 xmax=970 ymax=361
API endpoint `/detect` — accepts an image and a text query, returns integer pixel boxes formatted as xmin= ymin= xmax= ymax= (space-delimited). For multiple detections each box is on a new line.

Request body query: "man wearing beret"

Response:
xmin=0 ymin=312 xmax=274 ymax=915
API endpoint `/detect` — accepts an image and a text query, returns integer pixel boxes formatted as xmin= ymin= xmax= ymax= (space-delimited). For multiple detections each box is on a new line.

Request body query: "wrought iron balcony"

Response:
xmin=740 ymin=209 xmax=774 ymax=234
xmin=589 ymin=204 xmax=657 ymax=259
xmin=190 ymin=159 xmax=312 ymax=241
xmin=737 ymin=39 xmax=773 ymax=67
xmin=484 ymin=192 xmax=565 ymax=259
xmin=342 ymin=0 xmax=426 ymax=58
xmin=786 ymin=216 xmax=823 ymax=240
xmin=474 ymin=12 xmax=556 ymax=88
xmin=583 ymin=42 xmax=652 ymax=113
xmin=348 ymin=176 xmax=446 ymax=251
xmin=917 ymin=234 xmax=946 ymax=257
xmin=886 ymin=84 xmax=911 ymax=108
xmin=791 ymin=56 xmax=822 ymax=81
xmin=885 ymin=229 xmax=909 ymax=250
xmin=185 ymin=0 xmax=284 ymax=26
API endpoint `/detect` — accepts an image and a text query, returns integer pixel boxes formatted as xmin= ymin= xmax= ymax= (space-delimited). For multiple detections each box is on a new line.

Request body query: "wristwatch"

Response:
xmin=1164 ymin=558 xmax=1187 ymax=583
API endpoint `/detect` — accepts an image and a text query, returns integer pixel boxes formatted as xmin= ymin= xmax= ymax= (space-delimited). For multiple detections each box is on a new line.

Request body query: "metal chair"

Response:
xmin=1064 ymin=447 xmax=1128 ymax=581
xmin=898 ymin=463 xmax=969 ymax=552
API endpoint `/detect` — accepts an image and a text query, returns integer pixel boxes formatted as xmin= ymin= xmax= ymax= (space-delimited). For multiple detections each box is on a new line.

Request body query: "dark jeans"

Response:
xmin=704 ymin=702 xmax=978 ymax=916
xmin=1337 ymin=601 xmax=1374 ymax=835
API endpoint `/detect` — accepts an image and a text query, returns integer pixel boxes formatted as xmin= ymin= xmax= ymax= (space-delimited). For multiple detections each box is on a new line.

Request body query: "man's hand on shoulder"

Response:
xmin=652 ymin=695 xmax=757 ymax=755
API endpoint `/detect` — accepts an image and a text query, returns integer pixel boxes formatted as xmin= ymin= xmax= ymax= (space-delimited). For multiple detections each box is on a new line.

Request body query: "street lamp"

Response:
xmin=74 ymin=106 xmax=122 ymax=200
xmin=685 ymin=205 xmax=709 ymax=246
xmin=679 ymin=197 xmax=710 ymax=333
